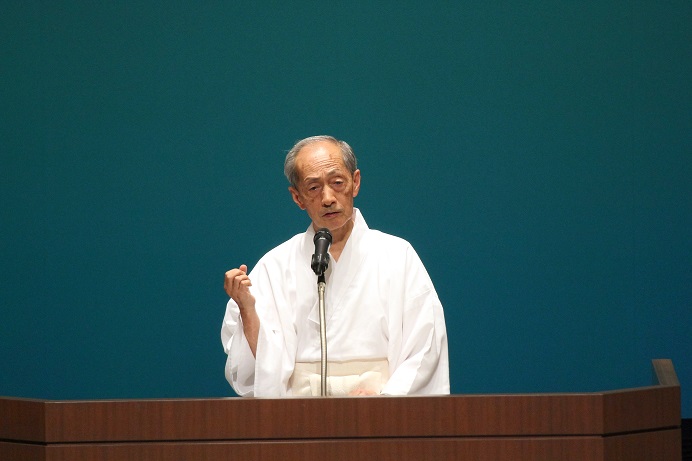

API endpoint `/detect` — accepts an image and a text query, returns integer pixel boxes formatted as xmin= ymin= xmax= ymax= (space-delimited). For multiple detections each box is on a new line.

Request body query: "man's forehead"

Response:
xmin=301 ymin=167 xmax=346 ymax=182
xmin=296 ymin=142 xmax=348 ymax=178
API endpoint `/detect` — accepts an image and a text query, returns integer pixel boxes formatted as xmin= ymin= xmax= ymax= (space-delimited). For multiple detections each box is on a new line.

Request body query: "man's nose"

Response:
xmin=321 ymin=186 xmax=336 ymax=206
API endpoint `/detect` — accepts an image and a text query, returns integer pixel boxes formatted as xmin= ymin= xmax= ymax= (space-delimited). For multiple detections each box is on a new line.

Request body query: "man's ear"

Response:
xmin=289 ymin=186 xmax=306 ymax=210
xmin=352 ymin=169 xmax=361 ymax=198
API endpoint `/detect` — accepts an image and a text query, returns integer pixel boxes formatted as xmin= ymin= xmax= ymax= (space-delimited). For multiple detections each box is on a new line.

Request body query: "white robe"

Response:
xmin=221 ymin=209 xmax=449 ymax=396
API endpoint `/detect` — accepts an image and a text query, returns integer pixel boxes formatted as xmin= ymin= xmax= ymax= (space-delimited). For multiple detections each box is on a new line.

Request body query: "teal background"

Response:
xmin=1 ymin=3 xmax=690 ymax=416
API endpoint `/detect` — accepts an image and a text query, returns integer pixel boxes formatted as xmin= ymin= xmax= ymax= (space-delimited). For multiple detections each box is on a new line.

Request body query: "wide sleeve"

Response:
xmin=221 ymin=297 xmax=256 ymax=396
xmin=220 ymin=258 xmax=298 ymax=397
xmin=380 ymin=245 xmax=450 ymax=395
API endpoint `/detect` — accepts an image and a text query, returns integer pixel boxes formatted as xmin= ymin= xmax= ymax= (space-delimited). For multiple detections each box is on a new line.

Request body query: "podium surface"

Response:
xmin=0 ymin=360 xmax=681 ymax=460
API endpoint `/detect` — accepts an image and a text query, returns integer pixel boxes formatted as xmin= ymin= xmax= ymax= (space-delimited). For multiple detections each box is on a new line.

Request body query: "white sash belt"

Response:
xmin=289 ymin=359 xmax=389 ymax=396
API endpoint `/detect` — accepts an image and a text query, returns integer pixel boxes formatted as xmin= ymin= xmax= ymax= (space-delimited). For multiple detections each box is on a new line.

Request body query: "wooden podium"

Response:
xmin=0 ymin=359 xmax=681 ymax=461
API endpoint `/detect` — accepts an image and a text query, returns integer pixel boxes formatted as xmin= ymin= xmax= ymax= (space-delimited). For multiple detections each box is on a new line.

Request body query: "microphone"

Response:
xmin=311 ymin=228 xmax=332 ymax=277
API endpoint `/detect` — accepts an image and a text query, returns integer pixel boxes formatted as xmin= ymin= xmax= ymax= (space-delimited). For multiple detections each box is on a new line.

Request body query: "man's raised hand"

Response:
xmin=224 ymin=264 xmax=256 ymax=310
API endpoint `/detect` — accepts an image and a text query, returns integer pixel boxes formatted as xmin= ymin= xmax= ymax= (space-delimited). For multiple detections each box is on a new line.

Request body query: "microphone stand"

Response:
xmin=311 ymin=228 xmax=332 ymax=397
xmin=317 ymin=273 xmax=328 ymax=396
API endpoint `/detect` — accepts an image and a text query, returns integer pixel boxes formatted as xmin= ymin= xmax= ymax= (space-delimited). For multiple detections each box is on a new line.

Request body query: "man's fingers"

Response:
xmin=224 ymin=266 xmax=251 ymax=298
xmin=233 ymin=273 xmax=252 ymax=291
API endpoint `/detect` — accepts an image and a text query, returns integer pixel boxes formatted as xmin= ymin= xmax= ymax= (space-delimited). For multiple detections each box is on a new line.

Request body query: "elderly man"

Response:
xmin=221 ymin=135 xmax=449 ymax=396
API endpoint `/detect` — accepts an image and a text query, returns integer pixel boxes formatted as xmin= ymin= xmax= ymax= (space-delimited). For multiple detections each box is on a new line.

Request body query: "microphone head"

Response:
xmin=311 ymin=228 xmax=332 ymax=276
xmin=313 ymin=228 xmax=332 ymax=244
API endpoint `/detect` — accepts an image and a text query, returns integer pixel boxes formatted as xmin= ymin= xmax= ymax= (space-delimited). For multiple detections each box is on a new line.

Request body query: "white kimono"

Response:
xmin=221 ymin=209 xmax=449 ymax=396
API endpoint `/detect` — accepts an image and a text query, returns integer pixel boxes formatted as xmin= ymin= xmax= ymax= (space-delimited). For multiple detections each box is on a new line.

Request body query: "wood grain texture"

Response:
xmin=0 ymin=360 xmax=681 ymax=461
xmin=41 ymin=438 xmax=606 ymax=461
xmin=654 ymin=358 xmax=681 ymax=386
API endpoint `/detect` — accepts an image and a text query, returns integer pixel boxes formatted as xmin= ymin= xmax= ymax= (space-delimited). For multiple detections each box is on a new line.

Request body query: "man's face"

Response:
xmin=289 ymin=140 xmax=361 ymax=234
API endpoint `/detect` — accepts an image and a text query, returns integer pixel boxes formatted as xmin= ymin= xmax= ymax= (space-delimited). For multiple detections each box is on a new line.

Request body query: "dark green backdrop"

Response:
xmin=1 ymin=2 xmax=690 ymax=416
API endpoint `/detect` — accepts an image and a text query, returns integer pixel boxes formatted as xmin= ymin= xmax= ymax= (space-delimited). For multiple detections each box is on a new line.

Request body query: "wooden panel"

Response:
xmin=6 ymin=433 xmax=679 ymax=461
xmin=0 ymin=397 xmax=45 ymax=441
xmin=36 ymin=393 xmax=607 ymax=443
xmin=0 ymin=360 xmax=682 ymax=461
xmin=0 ymin=441 xmax=45 ymax=461
xmin=602 ymin=385 xmax=680 ymax=434
xmin=1 ymin=387 xmax=678 ymax=442
xmin=653 ymin=359 xmax=680 ymax=386
xmin=43 ymin=437 xmax=606 ymax=461
xmin=603 ymin=429 xmax=681 ymax=461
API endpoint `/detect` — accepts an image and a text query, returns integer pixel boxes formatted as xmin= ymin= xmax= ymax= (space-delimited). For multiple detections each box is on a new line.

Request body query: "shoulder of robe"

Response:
xmin=360 ymin=229 xmax=416 ymax=265
xmin=363 ymin=229 xmax=412 ymax=250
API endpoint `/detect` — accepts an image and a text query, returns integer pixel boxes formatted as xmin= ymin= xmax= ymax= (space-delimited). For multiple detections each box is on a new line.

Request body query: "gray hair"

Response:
xmin=284 ymin=135 xmax=358 ymax=189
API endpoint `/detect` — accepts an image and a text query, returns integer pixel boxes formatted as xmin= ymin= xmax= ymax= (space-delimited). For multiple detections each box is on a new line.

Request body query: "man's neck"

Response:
xmin=314 ymin=217 xmax=354 ymax=262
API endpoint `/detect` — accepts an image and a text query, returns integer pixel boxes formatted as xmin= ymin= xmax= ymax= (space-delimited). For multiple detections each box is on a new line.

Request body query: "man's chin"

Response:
xmin=313 ymin=215 xmax=351 ymax=234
